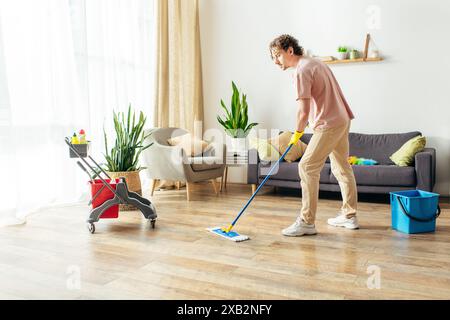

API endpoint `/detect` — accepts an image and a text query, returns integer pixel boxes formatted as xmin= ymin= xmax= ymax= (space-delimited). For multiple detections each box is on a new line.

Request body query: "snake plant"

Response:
xmin=217 ymin=81 xmax=258 ymax=138
xmin=103 ymin=104 xmax=153 ymax=172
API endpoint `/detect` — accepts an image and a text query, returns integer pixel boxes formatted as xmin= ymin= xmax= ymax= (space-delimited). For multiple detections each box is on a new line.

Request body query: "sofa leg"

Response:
xmin=252 ymin=184 xmax=257 ymax=194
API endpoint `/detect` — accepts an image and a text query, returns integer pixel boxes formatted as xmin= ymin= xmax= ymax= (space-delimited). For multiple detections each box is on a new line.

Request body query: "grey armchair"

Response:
xmin=141 ymin=127 xmax=226 ymax=201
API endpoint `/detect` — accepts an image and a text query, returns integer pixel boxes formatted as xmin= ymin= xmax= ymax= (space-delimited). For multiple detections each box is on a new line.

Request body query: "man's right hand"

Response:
xmin=289 ymin=130 xmax=304 ymax=146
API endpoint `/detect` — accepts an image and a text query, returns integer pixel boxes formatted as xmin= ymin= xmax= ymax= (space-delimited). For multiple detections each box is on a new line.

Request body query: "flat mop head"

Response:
xmin=207 ymin=227 xmax=250 ymax=242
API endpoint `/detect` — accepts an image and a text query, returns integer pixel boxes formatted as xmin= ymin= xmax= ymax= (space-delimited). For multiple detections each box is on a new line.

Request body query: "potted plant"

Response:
xmin=103 ymin=104 xmax=153 ymax=211
xmin=337 ymin=46 xmax=348 ymax=60
xmin=217 ymin=81 xmax=258 ymax=152
xmin=350 ymin=49 xmax=360 ymax=60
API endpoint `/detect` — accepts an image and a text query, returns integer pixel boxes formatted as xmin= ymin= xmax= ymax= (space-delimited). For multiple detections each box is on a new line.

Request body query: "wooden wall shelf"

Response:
xmin=315 ymin=34 xmax=383 ymax=65
xmin=325 ymin=57 xmax=383 ymax=65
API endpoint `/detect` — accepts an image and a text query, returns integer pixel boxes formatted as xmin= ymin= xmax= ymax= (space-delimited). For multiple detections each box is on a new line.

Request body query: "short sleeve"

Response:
xmin=295 ymin=68 xmax=313 ymax=100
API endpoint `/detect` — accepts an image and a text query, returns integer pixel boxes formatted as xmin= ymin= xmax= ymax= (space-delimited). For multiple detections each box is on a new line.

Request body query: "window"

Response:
xmin=0 ymin=0 xmax=156 ymax=223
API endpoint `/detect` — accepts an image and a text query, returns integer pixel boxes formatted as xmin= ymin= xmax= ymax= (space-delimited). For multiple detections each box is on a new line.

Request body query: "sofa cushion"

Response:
xmin=260 ymin=162 xmax=331 ymax=183
xmin=330 ymin=165 xmax=416 ymax=186
xmin=248 ymin=137 xmax=280 ymax=162
xmin=269 ymin=131 xmax=308 ymax=162
xmin=390 ymin=135 xmax=426 ymax=166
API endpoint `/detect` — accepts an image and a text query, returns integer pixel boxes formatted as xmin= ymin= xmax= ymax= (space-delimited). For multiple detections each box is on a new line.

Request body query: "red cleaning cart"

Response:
xmin=65 ymin=137 xmax=157 ymax=234
xmin=90 ymin=178 xmax=120 ymax=219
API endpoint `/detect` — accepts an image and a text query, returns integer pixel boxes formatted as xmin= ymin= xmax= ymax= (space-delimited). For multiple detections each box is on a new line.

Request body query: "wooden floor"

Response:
xmin=1 ymin=183 xmax=449 ymax=300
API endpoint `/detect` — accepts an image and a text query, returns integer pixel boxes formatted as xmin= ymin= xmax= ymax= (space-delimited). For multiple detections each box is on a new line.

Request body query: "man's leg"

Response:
xmin=282 ymin=122 xmax=350 ymax=236
xmin=298 ymin=123 xmax=349 ymax=224
xmin=329 ymin=123 xmax=358 ymax=218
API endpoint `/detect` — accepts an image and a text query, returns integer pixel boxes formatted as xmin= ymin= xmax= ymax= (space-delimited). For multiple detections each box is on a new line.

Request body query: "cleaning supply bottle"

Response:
xmin=79 ymin=129 xmax=87 ymax=144
xmin=71 ymin=132 xmax=80 ymax=144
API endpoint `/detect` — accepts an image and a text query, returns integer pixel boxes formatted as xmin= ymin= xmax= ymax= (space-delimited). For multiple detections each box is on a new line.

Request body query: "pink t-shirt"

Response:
xmin=294 ymin=57 xmax=354 ymax=130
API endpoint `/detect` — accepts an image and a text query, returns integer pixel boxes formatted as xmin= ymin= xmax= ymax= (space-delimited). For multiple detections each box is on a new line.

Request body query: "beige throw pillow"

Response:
xmin=248 ymin=137 xmax=280 ymax=162
xmin=167 ymin=133 xmax=211 ymax=157
xmin=269 ymin=131 xmax=308 ymax=162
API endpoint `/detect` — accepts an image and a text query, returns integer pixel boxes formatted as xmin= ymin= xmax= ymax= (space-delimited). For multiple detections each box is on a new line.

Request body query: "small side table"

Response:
xmin=220 ymin=151 xmax=248 ymax=191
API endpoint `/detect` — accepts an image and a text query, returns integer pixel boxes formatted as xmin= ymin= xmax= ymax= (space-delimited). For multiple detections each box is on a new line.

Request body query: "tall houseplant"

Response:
xmin=103 ymin=104 xmax=153 ymax=210
xmin=217 ymin=81 xmax=258 ymax=151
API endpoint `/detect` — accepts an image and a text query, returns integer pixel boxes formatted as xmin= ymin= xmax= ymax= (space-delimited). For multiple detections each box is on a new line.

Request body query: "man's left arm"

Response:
xmin=289 ymin=98 xmax=310 ymax=146
xmin=296 ymin=97 xmax=310 ymax=133
xmin=290 ymin=67 xmax=313 ymax=145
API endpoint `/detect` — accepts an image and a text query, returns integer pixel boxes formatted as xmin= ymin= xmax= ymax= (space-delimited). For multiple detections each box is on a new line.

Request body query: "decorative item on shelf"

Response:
xmin=369 ymin=50 xmax=380 ymax=59
xmin=217 ymin=81 xmax=258 ymax=153
xmin=103 ymin=104 xmax=153 ymax=211
xmin=323 ymin=33 xmax=383 ymax=65
xmin=349 ymin=49 xmax=359 ymax=60
xmin=315 ymin=56 xmax=335 ymax=62
xmin=337 ymin=46 xmax=348 ymax=60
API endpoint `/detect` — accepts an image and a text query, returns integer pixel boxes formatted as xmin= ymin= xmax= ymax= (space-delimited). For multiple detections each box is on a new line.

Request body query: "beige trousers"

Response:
xmin=298 ymin=121 xmax=357 ymax=224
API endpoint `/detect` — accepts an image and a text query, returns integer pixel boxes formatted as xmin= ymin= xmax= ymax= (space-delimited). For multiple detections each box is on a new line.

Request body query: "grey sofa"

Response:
xmin=247 ymin=131 xmax=436 ymax=194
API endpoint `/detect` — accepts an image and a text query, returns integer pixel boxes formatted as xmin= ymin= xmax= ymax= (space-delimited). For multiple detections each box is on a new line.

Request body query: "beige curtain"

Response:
xmin=153 ymin=0 xmax=204 ymax=134
xmin=153 ymin=0 xmax=204 ymax=190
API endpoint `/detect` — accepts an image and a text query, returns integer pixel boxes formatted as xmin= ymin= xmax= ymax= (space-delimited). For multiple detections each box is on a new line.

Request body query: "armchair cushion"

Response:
xmin=188 ymin=156 xmax=224 ymax=172
xmin=167 ymin=133 xmax=212 ymax=157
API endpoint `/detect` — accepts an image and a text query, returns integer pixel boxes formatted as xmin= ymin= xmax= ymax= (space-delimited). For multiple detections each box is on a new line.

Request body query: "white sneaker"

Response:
xmin=282 ymin=218 xmax=317 ymax=237
xmin=327 ymin=214 xmax=359 ymax=229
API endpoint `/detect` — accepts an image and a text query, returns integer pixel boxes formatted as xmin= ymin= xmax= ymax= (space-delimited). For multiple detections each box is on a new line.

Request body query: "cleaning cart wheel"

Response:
xmin=87 ymin=223 xmax=95 ymax=234
xmin=150 ymin=219 xmax=156 ymax=229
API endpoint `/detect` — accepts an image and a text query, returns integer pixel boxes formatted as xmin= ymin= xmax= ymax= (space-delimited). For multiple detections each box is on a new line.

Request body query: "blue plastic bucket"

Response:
xmin=389 ymin=190 xmax=440 ymax=234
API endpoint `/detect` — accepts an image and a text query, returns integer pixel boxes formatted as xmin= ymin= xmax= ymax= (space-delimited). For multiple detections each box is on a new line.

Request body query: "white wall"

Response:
xmin=199 ymin=0 xmax=450 ymax=196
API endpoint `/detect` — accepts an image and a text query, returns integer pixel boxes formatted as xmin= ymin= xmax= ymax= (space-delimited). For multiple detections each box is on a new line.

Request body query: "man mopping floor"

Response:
xmin=269 ymin=34 xmax=359 ymax=236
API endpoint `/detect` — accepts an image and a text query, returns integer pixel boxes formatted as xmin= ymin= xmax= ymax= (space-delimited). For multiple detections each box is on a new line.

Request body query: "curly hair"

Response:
xmin=269 ymin=34 xmax=304 ymax=58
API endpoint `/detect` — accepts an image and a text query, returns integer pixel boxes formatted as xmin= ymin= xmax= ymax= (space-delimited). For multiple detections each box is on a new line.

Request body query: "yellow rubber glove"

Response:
xmin=288 ymin=130 xmax=304 ymax=146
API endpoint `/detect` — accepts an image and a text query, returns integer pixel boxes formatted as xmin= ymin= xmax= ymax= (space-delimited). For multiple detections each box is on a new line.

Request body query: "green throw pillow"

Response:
xmin=390 ymin=135 xmax=426 ymax=166
xmin=248 ymin=137 xmax=280 ymax=162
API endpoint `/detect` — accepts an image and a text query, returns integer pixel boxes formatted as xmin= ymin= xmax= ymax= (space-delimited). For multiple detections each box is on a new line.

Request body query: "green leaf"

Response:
xmin=103 ymin=104 xmax=153 ymax=172
xmin=216 ymin=81 xmax=258 ymax=137
xmin=220 ymin=99 xmax=231 ymax=119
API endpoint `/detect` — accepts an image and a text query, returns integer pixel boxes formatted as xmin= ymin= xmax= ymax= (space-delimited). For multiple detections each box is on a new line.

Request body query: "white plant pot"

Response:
xmin=229 ymin=137 xmax=247 ymax=153
xmin=337 ymin=52 xmax=348 ymax=60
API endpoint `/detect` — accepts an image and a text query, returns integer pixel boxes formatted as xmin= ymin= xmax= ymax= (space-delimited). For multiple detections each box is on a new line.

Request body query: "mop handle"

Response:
xmin=224 ymin=143 xmax=295 ymax=233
